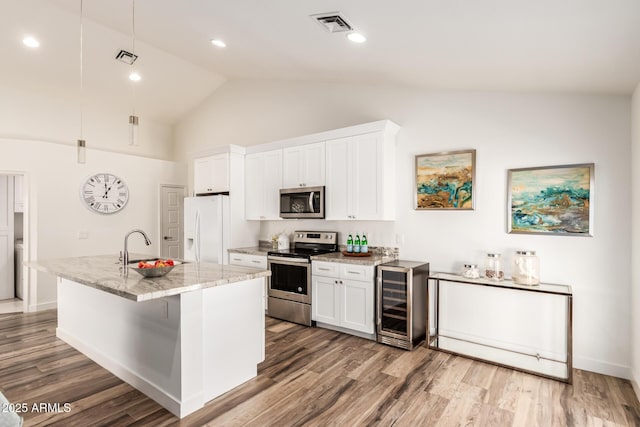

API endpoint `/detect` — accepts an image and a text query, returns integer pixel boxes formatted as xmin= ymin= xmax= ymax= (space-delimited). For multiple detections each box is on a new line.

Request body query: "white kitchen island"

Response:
xmin=32 ymin=255 xmax=270 ymax=418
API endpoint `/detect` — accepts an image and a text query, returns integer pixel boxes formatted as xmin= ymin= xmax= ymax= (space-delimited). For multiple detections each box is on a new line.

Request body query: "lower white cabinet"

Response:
xmin=229 ymin=253 xmax=268 ymax=311
xmin=312 ymin=261 xmax=375 ymax=336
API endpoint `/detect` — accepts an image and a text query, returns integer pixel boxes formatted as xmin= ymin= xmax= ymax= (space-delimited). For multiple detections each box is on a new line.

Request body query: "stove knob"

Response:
xmin=297 ymin=287 xmax=303 ymax=293
xmin=325 ymin=234 xmax=330 ymax=239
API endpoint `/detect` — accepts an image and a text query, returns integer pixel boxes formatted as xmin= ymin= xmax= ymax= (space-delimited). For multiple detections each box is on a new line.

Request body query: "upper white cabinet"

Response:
xmin=282 ymin=142 xmax=325 ymax=188
xmin=194 ymin=153 xmax=229 ymax=194
xmin=245 ymin=150 xmax=283 ymax=220
xmin=14 ymin=175 xmax=24 ymax=213
xmin=325 ymin=131 xmax=396 ymax=220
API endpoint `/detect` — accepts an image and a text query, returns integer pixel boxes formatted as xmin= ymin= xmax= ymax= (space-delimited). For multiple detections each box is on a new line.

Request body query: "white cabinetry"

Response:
xmin=229 ymin=253 xmax=268 ymax=311
xmin=325 ymin=131 xmax=396 ymax=220
xmin=312 ymin=261 xmax=375 ymax=338
xmin=14 ymin=175 xmax=23 ymax=213
xmin=194 ymin=153 xmax=229 ymax=194
xmin=245 ymin=150 xmax=283 ymax=220
xmin=282 ymin=142 xmax=325 ymax=188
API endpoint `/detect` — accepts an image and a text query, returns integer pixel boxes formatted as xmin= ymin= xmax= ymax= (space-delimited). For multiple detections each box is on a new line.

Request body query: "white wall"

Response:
xmin=632 ymin=83 xmax=640 ymax=396
xmin=0 ymin=85 xmax=174 ymax=161
xmin=0 ymin=138 xmax=186 ymax=310
xmin=174 ymin=79 xmax=632 ymax=379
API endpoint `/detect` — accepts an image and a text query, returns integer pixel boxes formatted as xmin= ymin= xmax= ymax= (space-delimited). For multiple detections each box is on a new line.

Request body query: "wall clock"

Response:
xmin=81 ymin=173 xmax=129 ymax=214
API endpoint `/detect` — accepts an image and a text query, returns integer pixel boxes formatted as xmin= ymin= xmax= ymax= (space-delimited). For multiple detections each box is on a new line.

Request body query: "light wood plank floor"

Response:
xmin=1 ymin=310 xmax=639 ymax=426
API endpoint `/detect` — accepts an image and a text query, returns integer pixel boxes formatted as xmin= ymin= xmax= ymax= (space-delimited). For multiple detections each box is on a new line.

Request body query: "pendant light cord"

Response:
xmin=131 ymin=0 xmax=136 ymax=117
xmin=79 ymin=0 xmax=84 ymax=139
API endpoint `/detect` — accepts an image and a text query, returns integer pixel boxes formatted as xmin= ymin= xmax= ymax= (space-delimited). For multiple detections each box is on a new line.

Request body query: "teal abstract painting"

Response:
xmin=508 ymin=164 xmax=594 ymax=235
xmin=415 ymin=150 xmax=475 ymax=210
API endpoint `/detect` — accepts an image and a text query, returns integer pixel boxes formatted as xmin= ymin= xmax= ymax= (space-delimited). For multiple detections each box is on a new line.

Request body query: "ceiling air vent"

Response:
xmin=311 ymin=12 xmax=353 ymax=33
xmin=115 ymin=49 xmax=138 ymax=65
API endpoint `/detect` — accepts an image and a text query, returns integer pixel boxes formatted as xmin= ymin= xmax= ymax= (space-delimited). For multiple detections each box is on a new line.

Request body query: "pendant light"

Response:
xmin=77 ymin=0 xmax=86 ymax=163
xmin=128 ymin=0 xmax=139 ymax=146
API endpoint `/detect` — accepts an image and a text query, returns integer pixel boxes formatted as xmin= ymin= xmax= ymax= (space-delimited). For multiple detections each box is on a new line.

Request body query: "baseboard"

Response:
xmin=631 ymin=369 xmax=640 ymax=403
xmin=315 ymin=322 xmax=376 ymax=341
xmin=31 ymin=301 xmax=57 ymax=312
xmin=573 ymin=355 xmax=631 ymax=380
xmin=56 ymin=327 xmax=199 ymax=418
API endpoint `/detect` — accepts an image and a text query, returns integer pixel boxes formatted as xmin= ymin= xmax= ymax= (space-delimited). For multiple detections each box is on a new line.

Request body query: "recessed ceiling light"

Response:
xmin=22 ymin=36 xmax=40 ymax=48
xmin=210 ymin=39 xmax=226 ymax=48
xmin=129 ymin=72 xmax=141 ymax=82
xmin=347 ymin=32 xmax=366 ymax=43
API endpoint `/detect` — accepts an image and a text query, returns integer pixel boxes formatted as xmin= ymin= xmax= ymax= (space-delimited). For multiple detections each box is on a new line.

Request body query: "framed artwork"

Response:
xmin=507 ymin=163 xmax=594 ymax=236
xmin=415 ymin=149 xmax=476 ymax=210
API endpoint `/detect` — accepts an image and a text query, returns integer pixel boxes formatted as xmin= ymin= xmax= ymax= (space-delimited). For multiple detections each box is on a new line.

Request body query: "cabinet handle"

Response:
xmin=339 ymin=280 xmax=343 ymax=284
xmin=251 ymin=260 xmax=261 ymax=264
xmin=319 ymin=267 xmax=330 ymax=271
xmin=232 ymin=258 xmax=241 ymax=261
xmin=347 ymin=271 xmax=361 ymax=275
xmin=334 ymin=280 xmax=338 ymax=284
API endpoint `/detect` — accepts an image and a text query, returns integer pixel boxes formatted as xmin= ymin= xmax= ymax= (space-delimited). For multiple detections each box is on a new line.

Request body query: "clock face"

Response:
xmin=81 ymin=173 xmax=129 ymax=214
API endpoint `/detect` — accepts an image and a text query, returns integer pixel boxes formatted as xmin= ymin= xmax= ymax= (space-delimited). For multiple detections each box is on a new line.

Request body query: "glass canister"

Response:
xmin=461 ymin=264 xmax=480 ymax=279
xmin=512 ymin=250 xmax=540 ymax=285
xmin=484 ymin=253 xmax=504 ymax=281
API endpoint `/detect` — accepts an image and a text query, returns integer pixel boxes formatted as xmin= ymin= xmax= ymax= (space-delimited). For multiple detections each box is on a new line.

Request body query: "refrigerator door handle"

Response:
xmin=308 ymin=192 xmax=315 ymax=213
xmin=195 ymin=209 xmax=201 ymax=262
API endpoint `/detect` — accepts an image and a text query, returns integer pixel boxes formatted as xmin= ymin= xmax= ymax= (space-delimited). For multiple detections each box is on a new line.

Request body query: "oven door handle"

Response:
xmin=268 ymin=256 xmax=310 ymax=265
xmin=309 ymin=192 xmax=315 ymax=213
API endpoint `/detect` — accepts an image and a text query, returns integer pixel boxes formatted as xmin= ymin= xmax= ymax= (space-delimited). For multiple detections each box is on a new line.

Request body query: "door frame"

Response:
xmin=0 ymin=171 xmax=30 ymax=313
xmin=158 ymin=184 xmax=186 ymax=260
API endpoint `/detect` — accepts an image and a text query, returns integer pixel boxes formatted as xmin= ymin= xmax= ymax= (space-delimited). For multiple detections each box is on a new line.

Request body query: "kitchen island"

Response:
xmin=32 ymin=254 xmax=271 ymax=419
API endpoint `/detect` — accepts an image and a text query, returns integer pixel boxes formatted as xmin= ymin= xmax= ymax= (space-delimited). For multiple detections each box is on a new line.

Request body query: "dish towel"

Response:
xmin=0 ymin=391 xmax=22 ymax=427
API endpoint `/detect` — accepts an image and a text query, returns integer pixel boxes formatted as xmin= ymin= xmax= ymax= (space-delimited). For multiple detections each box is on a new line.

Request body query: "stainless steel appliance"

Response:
xmin=279 ymin=186 xmax=325 ymax=219
xmin=268 ymin=231 xmax=338 ymax=325
xmin=377 ymin=260 xmax=430 ymax=350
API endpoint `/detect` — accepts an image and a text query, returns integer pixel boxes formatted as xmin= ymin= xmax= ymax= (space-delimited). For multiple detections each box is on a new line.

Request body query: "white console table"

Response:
xmin=428 ymin=273 xmax=572 ymax=383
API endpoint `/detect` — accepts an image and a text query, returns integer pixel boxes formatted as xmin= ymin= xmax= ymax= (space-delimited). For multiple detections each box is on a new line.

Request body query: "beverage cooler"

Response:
xmin=377 ymin=261 xmax=430 ymax=350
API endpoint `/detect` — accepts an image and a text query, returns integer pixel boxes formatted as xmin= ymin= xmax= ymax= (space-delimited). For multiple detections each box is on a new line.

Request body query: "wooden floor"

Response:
xmin=1 ymin=310 xmax=639 ymax=426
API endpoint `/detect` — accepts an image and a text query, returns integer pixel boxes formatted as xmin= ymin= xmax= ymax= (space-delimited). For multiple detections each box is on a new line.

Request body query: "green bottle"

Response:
xmin=361 ymin=232 xmax=368 ymax=253
xmin=347 ymin=234 xmax=353 ymax=253
xmin=354 ymin=233 xmax=361 ymax=253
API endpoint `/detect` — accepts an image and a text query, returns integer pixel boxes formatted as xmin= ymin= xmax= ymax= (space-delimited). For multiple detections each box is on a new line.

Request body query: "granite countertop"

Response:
xmin=227 ymin=246 xmax=271 ymax=256
xmin=30 ymin=254 xmax=271 ymax=302
xmin=311 ymin=252 xmax=395 ymax=266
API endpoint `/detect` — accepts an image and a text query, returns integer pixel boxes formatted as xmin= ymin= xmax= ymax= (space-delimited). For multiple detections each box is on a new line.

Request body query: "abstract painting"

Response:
xmin=508 ymin=163 xmax=594 ymax=236
xmin=415 ymin=149 xmax=475 ymax=210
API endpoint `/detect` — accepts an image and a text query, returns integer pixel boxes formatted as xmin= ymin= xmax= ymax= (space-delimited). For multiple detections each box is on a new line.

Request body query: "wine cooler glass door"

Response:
xmin=380 ymin=269 xmax=409 ymax=336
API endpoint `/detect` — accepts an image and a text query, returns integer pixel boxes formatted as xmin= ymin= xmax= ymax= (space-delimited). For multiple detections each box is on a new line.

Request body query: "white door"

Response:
xmin=0 ymin=176 xmax=15 ymax=300
xmin=341 ymin=279 xmax=374 ymax=333
xmin=282 ymin=146 xmax=303 ymax=188
xmin=160 ymin=185 xmax=185 ymax=260
xmin=301 ymin=142 xmax=326 ymax=187
xmin=244 ymin=153 xmax=265 ymax=220
xmin=312 ymin=276 xmax=340 ymax=326
xmin=193 ymin=157 xmax=213 ymax=194
xmin=263 ymin=150 xmax=283 ymax=219
xmin=352 ymin=133 xmax=382 ymax=220
xmin=325 ymin=137 xmax=352 ymax=220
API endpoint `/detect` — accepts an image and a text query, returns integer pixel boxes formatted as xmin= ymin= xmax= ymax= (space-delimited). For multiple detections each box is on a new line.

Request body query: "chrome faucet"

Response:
xmin=123 ymin=229 xmax=152 ymax=268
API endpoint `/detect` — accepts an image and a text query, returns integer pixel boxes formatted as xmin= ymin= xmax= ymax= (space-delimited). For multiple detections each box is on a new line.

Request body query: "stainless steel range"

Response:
xmin=267 ymin=231 xmax=338 ymax=326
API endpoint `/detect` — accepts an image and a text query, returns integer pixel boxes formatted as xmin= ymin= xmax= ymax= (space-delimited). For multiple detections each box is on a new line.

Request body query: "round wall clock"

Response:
xmin=81 ymin=173 xmax=129 ymax=214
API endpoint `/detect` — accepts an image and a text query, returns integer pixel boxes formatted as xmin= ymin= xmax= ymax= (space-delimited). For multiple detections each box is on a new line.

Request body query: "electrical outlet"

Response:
xmin=77 ymin=231 xmax=89 ymax=239
xmin=396 ymin=234 xmax=405 ymax=244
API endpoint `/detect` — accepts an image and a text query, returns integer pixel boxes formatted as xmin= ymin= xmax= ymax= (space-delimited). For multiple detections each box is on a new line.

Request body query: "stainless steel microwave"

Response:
xmin=279 ymin=186 xmax=325 ymax=219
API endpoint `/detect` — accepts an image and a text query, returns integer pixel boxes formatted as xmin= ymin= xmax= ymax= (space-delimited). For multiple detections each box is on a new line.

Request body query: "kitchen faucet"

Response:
xmin=122 ymin=229 xmax=152 ymax=268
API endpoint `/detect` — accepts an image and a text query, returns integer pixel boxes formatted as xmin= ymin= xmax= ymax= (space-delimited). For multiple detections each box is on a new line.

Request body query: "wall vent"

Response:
xmin=115 ymin=49 xmax=138 ymax=65
xmin=310 ymin=12 xmax=353 ymax=33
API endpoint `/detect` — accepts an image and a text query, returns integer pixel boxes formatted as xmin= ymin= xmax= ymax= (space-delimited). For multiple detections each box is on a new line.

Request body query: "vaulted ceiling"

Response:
xmin=4 ymin=0 xmax=640 ymax=124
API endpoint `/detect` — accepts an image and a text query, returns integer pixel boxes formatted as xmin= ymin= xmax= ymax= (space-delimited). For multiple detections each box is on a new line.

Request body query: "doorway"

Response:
xmin=159 ymin=184 xmax=185 ymax=260
xmin=0 ymin=173 xmax=27 ymax=314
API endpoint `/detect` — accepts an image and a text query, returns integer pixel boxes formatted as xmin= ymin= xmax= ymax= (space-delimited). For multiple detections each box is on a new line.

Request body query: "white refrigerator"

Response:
xmin=184 ymin=195 xmax=231 ymax=264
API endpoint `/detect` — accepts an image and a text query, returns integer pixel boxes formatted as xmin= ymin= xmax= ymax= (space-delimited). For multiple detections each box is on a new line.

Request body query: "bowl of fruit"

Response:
xmin=129 ymin=259 xmax=179 ymax=278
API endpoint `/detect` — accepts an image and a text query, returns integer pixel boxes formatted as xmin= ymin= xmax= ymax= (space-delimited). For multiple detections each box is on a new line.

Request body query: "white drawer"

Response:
xmin=340 ymin=264 xmax=373 ymax=282
xmin=229 ymin=253 xmax=267 ymax=269
xmin=312 ymin=261 xmax=340 ymax=278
